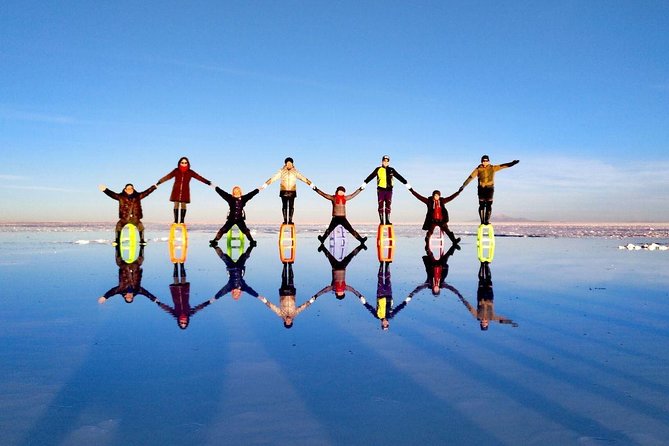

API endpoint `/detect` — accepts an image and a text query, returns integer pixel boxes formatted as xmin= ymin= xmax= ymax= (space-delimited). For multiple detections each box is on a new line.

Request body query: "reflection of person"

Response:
xmin=363 ymin=155 xmax=408 ymax=225
xmin=407 ymin=243 xmax=459 ymax=297
xmin=156 ymin=156 xmax=212 ymax=224
xmin=263 ymin=157 xmax=312 ymax=224
xmin=312 ymin=243 xmax=366 ymax=300
xmin=469 ymin=261 xmax=518 ymax=330
xmin=98 ymin=246 xmax=158 ymax=304
xmin=314 ymin=186 xmax=367 ymax=245
xmin=409 ymin=187 xmax=461 ymax=246
xmin=99 ymin=183 xmax=156 ymax=244
xmin=153 ymin=262 xmax=211 ymax=329
xmin=256 ymin=262 xmax=317 ymax=329
xmin=359 ymin=262 xmax=411 ymax=331
xmin=211 ymin=244 xmax=258 ymax=301
xmin=460 ymin=155 xmax=519 ymax=225
xmin=210 ymin=185 xmax=260 ymax=247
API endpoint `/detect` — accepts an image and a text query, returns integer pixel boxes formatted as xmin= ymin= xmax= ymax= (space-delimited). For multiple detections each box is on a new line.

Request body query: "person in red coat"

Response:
xmin=156 ymin=156 xmax=212 ymax=224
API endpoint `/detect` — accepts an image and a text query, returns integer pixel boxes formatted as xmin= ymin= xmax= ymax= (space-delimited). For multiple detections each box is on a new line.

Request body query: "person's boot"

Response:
xmin=484 ymin=208 xmax=491 ymax=226
xmin=173 ymin=209 xmax=179 ymax=224
xmin=288 ymin=208 xmax=294 ymax=225
xmin=113 ymin=230 xmax=121 ymax=246
xmin=447 ymin=231 xmax=461 ymax=250
xmin=385 ymin=212 xmax=392 ymax=225
xmin=180 ymin=209 xmax=187 ymax=224
xmin=378 ymin=212 xmax=385 ymax=225
xmin=478 ymin=207 xmax=486 ymax=225
xmin=282 ymin=208 xmax=288 ymax=224
xmin=139 ymin=230 xmax=147 ymax=245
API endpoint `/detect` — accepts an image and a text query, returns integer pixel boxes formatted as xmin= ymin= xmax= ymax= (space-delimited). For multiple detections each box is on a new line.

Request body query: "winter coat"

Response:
xmin=410 ymin=189 xmax=460 ymax=230
xmin=104 ymin=186 xmax=156 ymax=220
xmin=157 ymin=168 xmax=210 ymax=203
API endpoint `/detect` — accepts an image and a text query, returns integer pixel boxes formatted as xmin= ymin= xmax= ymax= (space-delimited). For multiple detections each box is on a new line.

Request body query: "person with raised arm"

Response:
xmin=313 ymin=184 xmax=368 ymax=245
xmin=263 ymin=157 xmax=313 ymax=224
xmin=362 ymin=155 xmax=408 ymax=225
xmin=209 ymin=184 xmax=261 ymax=247
xmin=408 ymin=184 xmax=462 ymax=247
xmin=99 ymin=182 xmax=156 ymax=244
xmin=156 ymin=156 xmax=212 ymax=224
xmin=460 ymin=154 xmax=519 ymax=225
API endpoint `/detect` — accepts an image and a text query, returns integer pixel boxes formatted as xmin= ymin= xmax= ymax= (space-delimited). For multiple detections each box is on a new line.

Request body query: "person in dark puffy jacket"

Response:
xmin=209 ymin=185 xmax=260 ymax=247
xmin=156 ymin=156 xmax=212 ymax=224
xmin=99 ymin=182 xmax=156 ymax=243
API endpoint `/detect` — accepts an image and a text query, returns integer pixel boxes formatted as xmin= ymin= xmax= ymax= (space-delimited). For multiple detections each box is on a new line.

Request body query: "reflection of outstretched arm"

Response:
xmin=345 ymin=285 xmax=363 ymax=298
xmin=357 ymin=294 xmax=377 ymax=318
xmin=137 ymin=287 xmax=160 ymax=302
xmin=407 ymin=283 xmax=430 ymax=299
xmin=442 ymin=282 xmax=477 ymax=317
xmin=101 ymin=286 xmax=121 ymax=301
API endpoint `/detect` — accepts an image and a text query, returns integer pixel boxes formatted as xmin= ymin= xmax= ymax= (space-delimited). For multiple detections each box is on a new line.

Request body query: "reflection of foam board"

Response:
xmin=278 ymin=224 xmax=296 ymax=263
xmin=226 ymin=225 xmax=245 ymax=247
xmin=169 ymin=223 xmax=188 ymax=263
xmin=328 ymin=225 xmax=346 ymax=247
xmin=477 ymin=224 xmax=495 ymax=262
xmin=119 ymin=223 xmax=140 ymax=263
xmin=427 ymin=228 xmax=445 ymax=259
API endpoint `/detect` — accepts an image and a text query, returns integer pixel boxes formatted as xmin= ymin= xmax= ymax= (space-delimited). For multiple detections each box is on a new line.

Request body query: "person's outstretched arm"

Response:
xmin=345 ymin=187 xmax=364 ymax=201
xmin=409 ymin=188 xmax=428 ymax=204
xmin=441 ymin=188 xmax=462 ymax=204
xmin=498 ymin=160 xmax=520 ymax=170
xmin=100 ymin=186 xmax=120 ymax=200
xmin=392 ymin=168 xmax=408 ymax=184
xmin=314 ymin=188 xmax=334 ymax=201
xmin=190 ymin=169 xmax=211 ymax=186
xmin=156 ymin=169 xmax=176 ymax=186
xmin=138 ymin=185 xmax=158 ymax=199
xmin=293 ymin=167 xmax=312 ymax=186
xmin=264 ymin=169 xmax=282 ymax=187
xmin=363 ymin=167 xmax=379 ymax=184
xmin=461 ymin=167 xmax=479 ymax=189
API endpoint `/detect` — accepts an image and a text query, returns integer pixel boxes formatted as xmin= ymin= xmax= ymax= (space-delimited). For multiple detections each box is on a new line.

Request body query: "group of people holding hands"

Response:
xmin=100 ymin=154 xmax=519 ymax=246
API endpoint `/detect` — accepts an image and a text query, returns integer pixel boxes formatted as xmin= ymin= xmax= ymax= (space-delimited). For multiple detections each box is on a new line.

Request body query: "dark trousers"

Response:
xmin=215 ymin=218 xmax=253 ymax=242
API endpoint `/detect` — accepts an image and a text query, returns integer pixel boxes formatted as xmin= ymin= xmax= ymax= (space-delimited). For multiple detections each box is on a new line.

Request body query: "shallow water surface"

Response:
xmin=2 ymin=226 xmax=669 ymax=445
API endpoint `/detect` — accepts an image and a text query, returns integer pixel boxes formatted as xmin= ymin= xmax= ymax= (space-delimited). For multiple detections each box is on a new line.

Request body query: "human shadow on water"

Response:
xmin=151 ymin=260 xmax=213 ymax=330
xmin=97 ymin=245 xmax=159 ymax=305
xmin=358 ymin=260 xmax=414 ymax=331
xmin=255 ymin=261 xmax=318 ymax=329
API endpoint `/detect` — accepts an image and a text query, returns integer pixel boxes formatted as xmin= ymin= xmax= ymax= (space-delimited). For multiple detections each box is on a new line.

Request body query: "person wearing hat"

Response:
xmin=362 ymin=155 xmax=408 ymax=225
xmin=99 ymin=182 xmax=157 ymax=244
xmin=263 ymin=157 xmax=313 ymax=224
xmin=313 ymin=184 xmax=368 ymax=245
xmin=460 ymin=155 xmax=519 ymax=225
xmin=409 ymin=186 xmax=462 ymax=246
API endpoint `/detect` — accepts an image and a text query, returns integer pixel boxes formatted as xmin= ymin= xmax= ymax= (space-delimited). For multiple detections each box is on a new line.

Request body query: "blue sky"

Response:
xmin=1 ymin=1 xmax=668 ymax=223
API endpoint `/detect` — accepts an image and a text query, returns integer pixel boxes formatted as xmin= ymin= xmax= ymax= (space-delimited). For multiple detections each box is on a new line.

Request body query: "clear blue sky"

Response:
xmin=2 ymin=1 xmax=668 ymax=223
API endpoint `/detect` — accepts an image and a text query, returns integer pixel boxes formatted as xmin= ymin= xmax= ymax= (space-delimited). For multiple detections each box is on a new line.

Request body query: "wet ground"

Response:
xmin=2 ymin=226 xmax=668 ymax=445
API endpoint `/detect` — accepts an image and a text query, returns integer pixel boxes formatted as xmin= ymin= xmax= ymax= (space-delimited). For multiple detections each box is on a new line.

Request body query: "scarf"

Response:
xmin=433 ymin=198 xmax=442 ymax=221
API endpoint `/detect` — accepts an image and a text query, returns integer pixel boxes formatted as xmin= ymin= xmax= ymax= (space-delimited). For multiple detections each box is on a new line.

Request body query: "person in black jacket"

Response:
xmin=99 ymin=183 xmax=156 ymax=244
xmin=211 ymin=244 xmax=259 ymax=301
xmin=409 ymin=187 xmax=462 ymax=246
xmin=362 ymin=155 xmax=408 ymax=224
xmin=210 ymin=185 xmax=261 ymax=247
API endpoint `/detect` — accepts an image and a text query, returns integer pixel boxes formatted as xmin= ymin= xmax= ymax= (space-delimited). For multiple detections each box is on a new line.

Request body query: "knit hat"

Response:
xmin=285 ymin=157 xmax=294 ymax=164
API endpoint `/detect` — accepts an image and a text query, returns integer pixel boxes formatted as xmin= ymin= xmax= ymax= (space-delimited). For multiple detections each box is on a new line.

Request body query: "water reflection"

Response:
xmin=256 ymin=261 xmax=317 ymax=329
xmin=358 ymin=261 xmax=412 ymax=330
xmin=313 ymin=242 xmax=366 ymax=300
xmin=154 ymin=261 xmax=213 ymax=329
xmin=98 ymin=245 xmax=158 ymax=305
xmin=471 ymin=261 xmax=518 ymax=330
xmin=211 ymin=244 xmax=258 ymax=301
